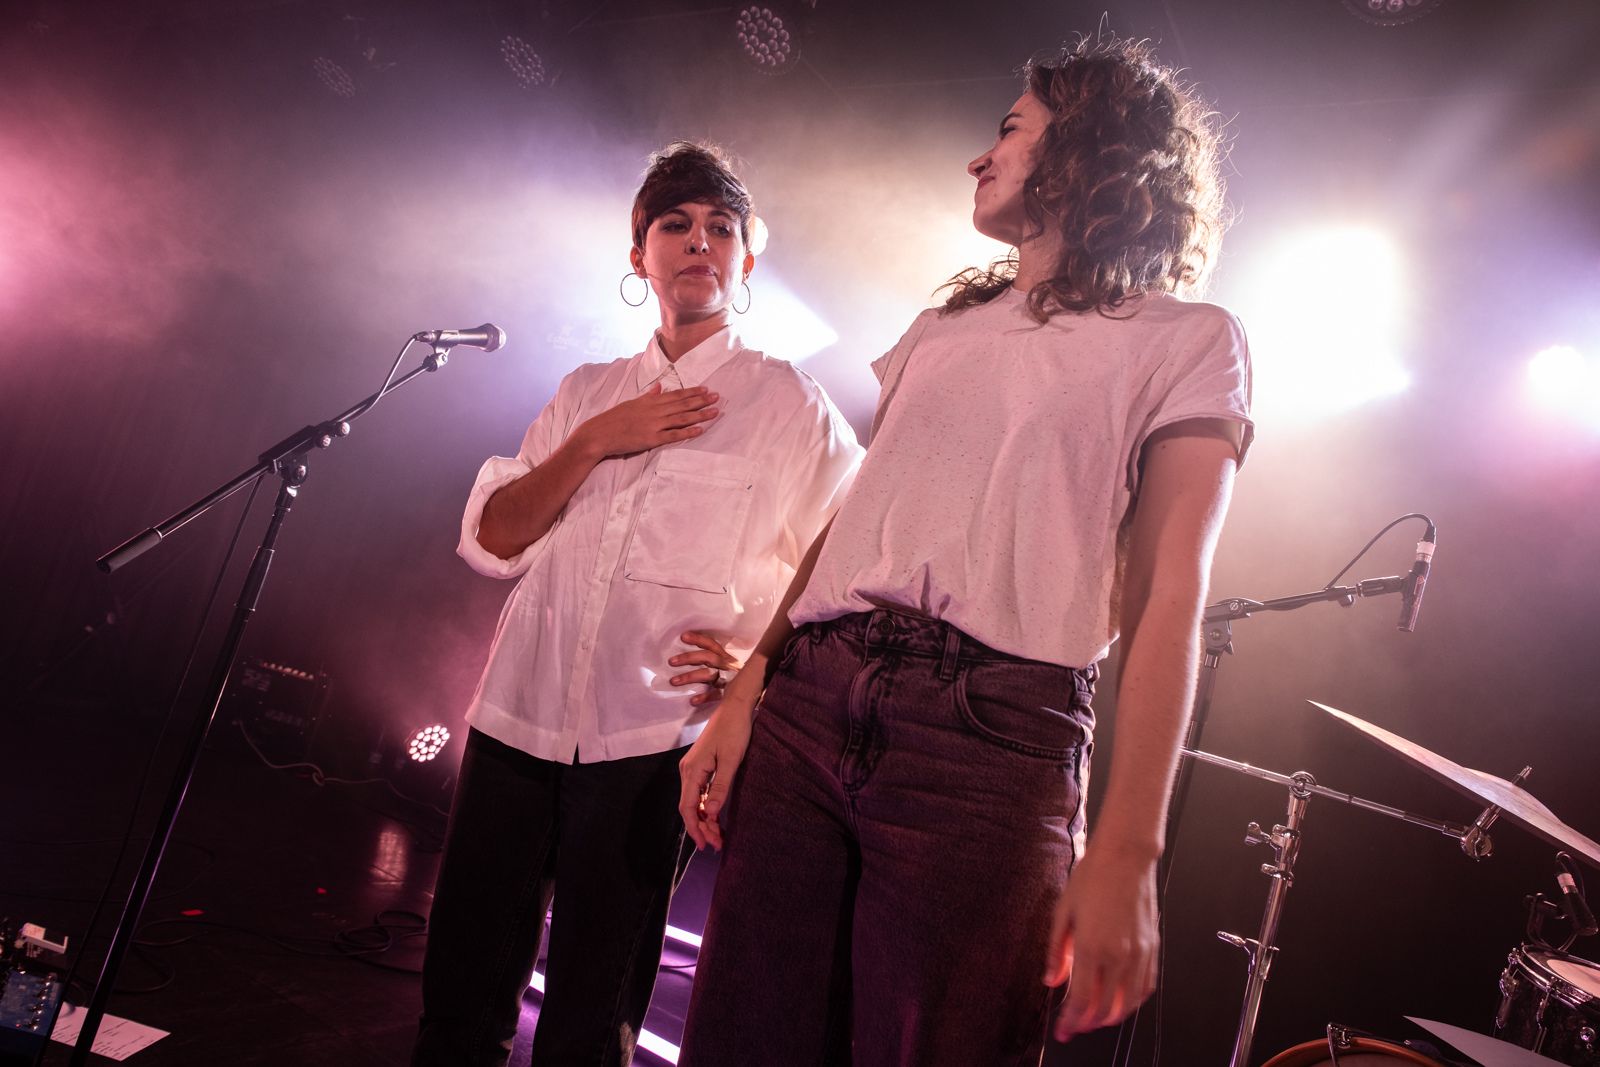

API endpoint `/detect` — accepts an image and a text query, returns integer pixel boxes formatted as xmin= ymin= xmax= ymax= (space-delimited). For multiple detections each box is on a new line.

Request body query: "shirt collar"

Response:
xmin=634 ymin=324 xmax=744 ymax=392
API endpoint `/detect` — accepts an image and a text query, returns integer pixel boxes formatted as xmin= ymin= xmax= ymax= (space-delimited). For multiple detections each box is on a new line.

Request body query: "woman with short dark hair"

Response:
xmin=678 ymin=38 xmax=1252 ymax=1065
xmin=412 ymin=142 xmax=861 ymax=1067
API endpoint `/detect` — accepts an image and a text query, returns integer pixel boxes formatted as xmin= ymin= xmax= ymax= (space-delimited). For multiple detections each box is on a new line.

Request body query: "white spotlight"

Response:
xmin=1526 ymin=345 xmax=1600 ymax=427
xmin=1234 ymin=225 xmax=1412 ymax=425
xmin=406 ymin=724 xmax=452 ymax=763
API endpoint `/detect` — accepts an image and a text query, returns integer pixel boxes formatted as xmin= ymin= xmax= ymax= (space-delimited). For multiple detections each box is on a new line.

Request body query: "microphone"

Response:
xmin=1397 ymin=526 xmax=1436 ymax=633
xmin=1557 ymin=855 xmax=1599 ymax=937
xmin=414 ymin=323 xmax=506 ymax=352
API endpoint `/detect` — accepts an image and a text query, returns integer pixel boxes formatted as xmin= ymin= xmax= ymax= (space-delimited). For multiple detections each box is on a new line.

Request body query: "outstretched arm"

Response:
xmin=1046 ymin=417 xmax=1242 ymax=1041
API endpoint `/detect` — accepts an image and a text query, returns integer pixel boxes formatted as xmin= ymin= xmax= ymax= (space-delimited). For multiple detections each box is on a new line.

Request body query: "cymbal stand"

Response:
xmin=1181 ymin=747 xmax=1478 ymax=1067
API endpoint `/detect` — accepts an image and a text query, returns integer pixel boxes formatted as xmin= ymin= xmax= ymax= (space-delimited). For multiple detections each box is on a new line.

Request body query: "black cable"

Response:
xmin=349 ymin=336 xmax=422 ymax=422
xmin=60 ymin=474 xmax=267 ymax=1008
xmin=1322 ymin=512 xmax=1436 ymax=588
xmin=229 ymin=719 xmax=449 ymax=851
xmin=122 ymin=910 xmax=435 ymax=985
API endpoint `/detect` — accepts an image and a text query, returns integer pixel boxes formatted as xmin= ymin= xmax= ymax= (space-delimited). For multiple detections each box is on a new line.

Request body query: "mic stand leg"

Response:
xmin=70 ymin=467 xmax=304 ymax=1065
xmin=1219 ymin=772 xmax=1314 ymax=1067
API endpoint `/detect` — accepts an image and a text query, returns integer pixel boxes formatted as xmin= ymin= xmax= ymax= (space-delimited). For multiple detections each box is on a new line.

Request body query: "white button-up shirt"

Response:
xmin=458 ymin=326 xmax=862 ymax=763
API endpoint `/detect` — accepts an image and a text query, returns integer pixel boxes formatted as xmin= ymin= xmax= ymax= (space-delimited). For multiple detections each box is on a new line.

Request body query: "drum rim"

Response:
xmin=1509 ymin=945 xmax=1600 ymax=1009
xmin=1260 ymin=1034 xmax=1442 ymax=1066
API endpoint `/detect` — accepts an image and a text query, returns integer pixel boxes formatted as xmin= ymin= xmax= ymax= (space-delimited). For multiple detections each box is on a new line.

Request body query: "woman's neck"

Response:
xmin=1012 ymin=228 xmax=1063 ymax=292
xmin=656 ymin=308 xmax=733 ymax=362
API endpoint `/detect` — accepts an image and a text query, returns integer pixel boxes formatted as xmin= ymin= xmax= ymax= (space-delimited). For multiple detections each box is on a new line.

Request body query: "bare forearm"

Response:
xmin=477 ymin=429 xmax=601 ymax=560
xmin=1094 ymin=591 xmax=1203 ymax=858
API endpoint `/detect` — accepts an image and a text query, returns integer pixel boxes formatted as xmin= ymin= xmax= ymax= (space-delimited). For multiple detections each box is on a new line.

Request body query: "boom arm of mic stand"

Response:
xmin=95 ymin=351 xmax=446 ymax=573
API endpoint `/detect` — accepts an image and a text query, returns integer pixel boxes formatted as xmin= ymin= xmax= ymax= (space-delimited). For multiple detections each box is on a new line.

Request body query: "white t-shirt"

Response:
xmin=790 ymin=287 xmax=1253 ymax=668
xmin=459 ymin=326 xmax=862 ymax=763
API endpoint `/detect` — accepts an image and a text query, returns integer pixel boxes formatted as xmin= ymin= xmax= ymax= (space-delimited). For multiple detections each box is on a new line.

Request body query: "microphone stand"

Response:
xmin=74 ymin=342 xmax=460 ymax=1064
xmin=1167 ymin=574 xmax=1412 ymax=862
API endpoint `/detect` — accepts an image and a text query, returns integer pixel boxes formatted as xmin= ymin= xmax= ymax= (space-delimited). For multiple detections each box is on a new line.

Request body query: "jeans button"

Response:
xmin=874 ymin=617 xmax=894 ymax=637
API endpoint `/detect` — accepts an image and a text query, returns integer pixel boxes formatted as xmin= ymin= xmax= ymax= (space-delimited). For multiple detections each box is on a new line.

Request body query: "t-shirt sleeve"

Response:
xmin=868 ymin=309 xmax=939 ymax=443
xmin=775 ymin=380 xmax=866 ymax=570
xmin=1127 ymin=306 xmax=1255 ymax=493
xmin=456 ymin=369 xmax=583 ymax=579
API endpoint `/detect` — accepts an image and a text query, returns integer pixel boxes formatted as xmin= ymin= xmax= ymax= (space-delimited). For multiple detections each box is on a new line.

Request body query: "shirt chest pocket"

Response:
xmin=624 ymin=450 xmax=757 ymax=594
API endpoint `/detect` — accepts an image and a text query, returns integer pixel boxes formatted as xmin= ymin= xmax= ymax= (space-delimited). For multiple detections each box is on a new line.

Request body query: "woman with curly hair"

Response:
xmin=676 ymin=37 xmax=1253 ymax=1065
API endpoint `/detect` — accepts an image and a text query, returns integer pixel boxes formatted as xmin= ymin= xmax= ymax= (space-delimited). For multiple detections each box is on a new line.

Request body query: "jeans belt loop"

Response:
xmin=938 ymin=626 xmax=961 ymax=683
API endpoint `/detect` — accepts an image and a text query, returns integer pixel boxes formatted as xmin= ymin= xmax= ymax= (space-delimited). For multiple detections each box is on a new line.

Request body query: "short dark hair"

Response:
xmin=630 ymin=142 xmax=755 ymax=251
xmin=942 ymin=36 xmax=1228 ymax=319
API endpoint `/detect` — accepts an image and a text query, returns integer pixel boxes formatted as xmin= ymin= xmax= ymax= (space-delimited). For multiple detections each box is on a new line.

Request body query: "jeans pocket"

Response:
xmin=954 ymin=659 xmax=1088 ymax=761
xmin=773 ymin=624 xmax=809 ymax=677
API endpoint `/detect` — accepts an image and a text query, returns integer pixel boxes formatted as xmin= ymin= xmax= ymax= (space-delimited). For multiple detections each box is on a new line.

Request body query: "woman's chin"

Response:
xmin=656 ymin=299 xmax=732 ymax=321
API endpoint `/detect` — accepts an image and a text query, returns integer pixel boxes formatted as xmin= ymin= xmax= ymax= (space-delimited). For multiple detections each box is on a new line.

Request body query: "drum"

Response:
xmin=1261 ymin=1036 xmax=1443 ymax=1065
xmin=1496 ymin=945 xmax=1600 ymax=1063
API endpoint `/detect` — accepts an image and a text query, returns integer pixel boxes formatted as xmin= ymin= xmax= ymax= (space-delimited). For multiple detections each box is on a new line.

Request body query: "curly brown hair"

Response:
xmin=941 ymin=36 xmax=1228 ymax=320
xmin=630 ymin=141 xmax=755 ymax=252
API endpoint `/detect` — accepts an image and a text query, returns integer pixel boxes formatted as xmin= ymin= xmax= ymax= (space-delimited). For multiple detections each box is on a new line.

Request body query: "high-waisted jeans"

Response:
xmin=680 ymin=608 xmax=1097 ymax=1067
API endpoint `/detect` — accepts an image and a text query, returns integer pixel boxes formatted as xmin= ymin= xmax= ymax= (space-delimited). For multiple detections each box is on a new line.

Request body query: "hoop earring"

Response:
xmin=619 ymin=271 xmax=650 ymax=307
xmin=732 ymin=280 xmax=752 ymax=315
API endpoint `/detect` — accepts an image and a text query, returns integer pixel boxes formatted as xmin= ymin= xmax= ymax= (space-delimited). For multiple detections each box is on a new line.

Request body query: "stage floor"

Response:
xmin=13 ymin=698 xmax=710 ymax=1066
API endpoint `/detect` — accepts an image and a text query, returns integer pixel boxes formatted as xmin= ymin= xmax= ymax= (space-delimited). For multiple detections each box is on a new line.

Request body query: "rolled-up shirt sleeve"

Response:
xmin=457 ymin=372 xmax=580 ymax=579
xmin=458 ymin=455 xmax=542 ymax=578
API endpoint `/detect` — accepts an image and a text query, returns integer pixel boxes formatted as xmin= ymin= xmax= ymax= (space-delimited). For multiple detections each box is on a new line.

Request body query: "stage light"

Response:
xmin=738 ymin=277 xmax=839 ymax=362
xmin=735 ymin=5 xmax=799 ymax=74
xmin=312 ymin=56 xmax=357 ymax=99
xmin=1526 ymin=345 xmax=1600 ymax=428
xmin=500 ymin=35 xmax=548 ymax=90
xmin=1232 ymin=225 xmax=1411 ymax=424
xmin=527 ymin=968 xmax=683 ymax=1063
xmin=1342 ymin=0 xmax=1446 ymax=25
xmin=406 ymin=724 xmax=451 ymax=763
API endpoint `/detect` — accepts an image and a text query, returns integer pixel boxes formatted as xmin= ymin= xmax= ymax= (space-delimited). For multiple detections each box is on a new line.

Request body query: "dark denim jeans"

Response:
xmin=412 ymin=728 xmax=690 ymax=1067
xmin=680 ymin=608 xmax=1096 ymax=1067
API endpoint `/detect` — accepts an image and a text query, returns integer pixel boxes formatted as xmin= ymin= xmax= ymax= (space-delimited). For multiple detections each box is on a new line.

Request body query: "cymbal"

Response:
xmin=1406 ymin=1017 xmax=1566 ymax=1066
xmin=1309 ymin=701 xmax=1600 ymax=869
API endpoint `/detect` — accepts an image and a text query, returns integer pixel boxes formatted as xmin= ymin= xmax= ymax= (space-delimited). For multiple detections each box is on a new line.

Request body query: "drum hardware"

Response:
xmin=1259 ymin=1022 xmax=1453 ymax=1065
xmin=1525 ymin=855 xmax=1599 ymax=956
xmin=1494 ymin=945 xmax=1600 ymax=1062
xmin=1183 ymin=745 xmax=1482 ymax=1067
xmin=1292 ymin=703 xmax=1600 ymax=1067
